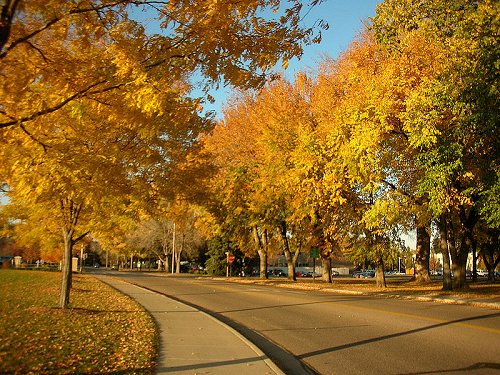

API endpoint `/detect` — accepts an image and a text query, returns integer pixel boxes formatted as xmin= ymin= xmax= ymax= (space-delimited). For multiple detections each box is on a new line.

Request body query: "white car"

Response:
xmin=477 ymin=270 xmax=488 ymax=277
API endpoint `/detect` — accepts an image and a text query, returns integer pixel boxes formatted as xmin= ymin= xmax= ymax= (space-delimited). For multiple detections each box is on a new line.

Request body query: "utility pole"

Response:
xmin=80 ymin=244 xmax=84 ymax=273
xmin=171 ymin=222 xmax=176 ymax=274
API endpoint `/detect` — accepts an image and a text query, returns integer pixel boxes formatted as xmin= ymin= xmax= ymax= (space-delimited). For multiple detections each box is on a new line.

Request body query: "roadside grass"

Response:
xmin=0 ymin=270 xmax=157 ymax=375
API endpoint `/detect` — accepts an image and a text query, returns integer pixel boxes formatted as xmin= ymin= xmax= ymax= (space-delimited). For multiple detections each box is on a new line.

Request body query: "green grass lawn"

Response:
xmin=0 ymin=270 xmax=157 ymax=374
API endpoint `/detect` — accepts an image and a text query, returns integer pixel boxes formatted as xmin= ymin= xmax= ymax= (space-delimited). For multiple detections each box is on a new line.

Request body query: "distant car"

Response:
xmin=268 ymin=269 xmax=287 ymax=277
xmin=304 ymin=271 xmax=321 ymax=278
xmin=359 ymin=272 xmax=374 ymax=278
xmin=353 ymin=271 xmax=374 ymax=278
xmin=331 ymin=270 xmax=340 ymax=277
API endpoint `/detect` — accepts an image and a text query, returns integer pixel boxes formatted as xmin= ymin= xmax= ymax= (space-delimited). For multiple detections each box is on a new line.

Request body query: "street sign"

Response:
xmin=310 ymin=247 xmax=319 ymax=259
xmin=227 ymin=254 xmax=236 ymax=264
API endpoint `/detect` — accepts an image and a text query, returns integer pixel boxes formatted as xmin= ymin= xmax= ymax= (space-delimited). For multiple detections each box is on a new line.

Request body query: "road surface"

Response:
xmin=105 ymin=272 xmax=500 ymax=375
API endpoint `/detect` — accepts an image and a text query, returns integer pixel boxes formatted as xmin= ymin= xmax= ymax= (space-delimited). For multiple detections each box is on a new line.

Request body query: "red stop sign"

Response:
xmin=227 ymin=254 xmax=236 ymax=264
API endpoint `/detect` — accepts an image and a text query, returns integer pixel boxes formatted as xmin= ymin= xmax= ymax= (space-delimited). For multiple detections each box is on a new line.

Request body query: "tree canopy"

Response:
xmin=196 ymin=0 xmax=499 ymax=288
xmin=0 ymin=0 xmax=326 ymax=307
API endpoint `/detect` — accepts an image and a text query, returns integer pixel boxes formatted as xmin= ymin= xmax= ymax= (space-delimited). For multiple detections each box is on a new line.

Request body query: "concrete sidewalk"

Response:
xmin=96 ymin=275 xmax=284 ymax=375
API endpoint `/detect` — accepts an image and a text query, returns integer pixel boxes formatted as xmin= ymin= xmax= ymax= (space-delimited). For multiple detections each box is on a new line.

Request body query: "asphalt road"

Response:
xmin=108 ymin=272 xmax=500 ymax=375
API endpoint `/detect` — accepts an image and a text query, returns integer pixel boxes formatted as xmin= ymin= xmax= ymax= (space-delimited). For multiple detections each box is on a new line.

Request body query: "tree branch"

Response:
xmin=0 ymin=0 xmax=21 ymax=53
xmin=74 ymin=231 xmax=90 ymax=244
xmin=19 ymin=123 xmax=50 ymax=152
xmin=0 ymin=80 xmax=107 ymax=129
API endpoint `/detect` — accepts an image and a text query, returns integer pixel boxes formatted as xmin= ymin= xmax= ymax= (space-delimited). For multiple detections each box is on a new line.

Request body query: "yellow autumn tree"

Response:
xmin=198 ymin=90 xmax=273 ymax=278
xmin=1 ymin=0 xmax=326 ymax=307
xmin=200 ymin=74 xmax=354 ymax=282
xmin=0 ymin=0 xmax=326 ymax=130
xmin=311 ymin=32 xmax=421 ymax=287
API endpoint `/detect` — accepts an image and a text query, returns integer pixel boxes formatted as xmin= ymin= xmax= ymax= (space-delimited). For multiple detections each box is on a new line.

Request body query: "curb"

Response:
xmin=204 ymin=276 xmax=500 ymax=310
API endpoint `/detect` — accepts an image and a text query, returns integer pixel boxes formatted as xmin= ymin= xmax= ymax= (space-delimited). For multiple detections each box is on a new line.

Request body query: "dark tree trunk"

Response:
xmin=253 ymin=227 xmax=268 ymax=280
xmin=414 ymin=223 xmax=432 ymax=283
xmin=480 ymin=228 xmax=500 ymax=281
xmin=437 ymin=214 xmax=452 ymax=290
xmin=59 ymin=230 xmax=73 ymax=309
xmin=451 ymin=258 xmax=467 ymax=289
xmin=451 ymin=206 xmax=478 ymax=290
xmin=375 ymin=257 xmax=386 ymax=288
xmin=258 ymin=249 xmax=268 ymax=279
xmin=472 ymin=238 xmax=478 ymax=282
xmin=482 ymin=250 xmax=500 ymax=281
xmin=58 ymin=200 xmax=86 ymax=309
xmin=450 ymin=234 xmax=470 ymax=290
xmin=445 ymin=219 xmax=456 ymax=289
xmin=279 ymin=221 xmax=296 ymax=281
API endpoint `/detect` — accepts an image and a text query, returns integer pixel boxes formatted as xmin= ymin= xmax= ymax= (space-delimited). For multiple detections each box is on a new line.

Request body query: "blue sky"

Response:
xmin=131 ymin=1 xmax=381 ymax=117
xmin=286 ymin=0 xmax=380 ymax=76
xmin=206 ymin=0 xmax=382 ymax=116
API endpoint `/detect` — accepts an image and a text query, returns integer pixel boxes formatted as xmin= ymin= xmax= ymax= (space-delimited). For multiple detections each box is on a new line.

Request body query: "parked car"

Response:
xmin=303 ymin=271 xmax=321 ymax=278
xmin=268 ymin=269 xmax=287 ymax=277
xmin=352 ymin=270 xmax=375 ymax=278
xmin=477 ymin=270 xmax=488 ymax=277
xmin=362 ymin=271 xmax=375 ymax=278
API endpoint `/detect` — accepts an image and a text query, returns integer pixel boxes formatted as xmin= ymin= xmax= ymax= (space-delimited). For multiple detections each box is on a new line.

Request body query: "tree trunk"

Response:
xmin=450 ymin=236 xmax=469 ymax=290
xmin=472 ymin=238 xmax=478 ymax=282
xmin=257 ymin=249 xmax=267 ymax=279
xmin=309 ymin=215 xmax=329 ymax=283
xmin=437 ymin=214 xmax=452 ymax=290
xmin=375 ymin=257 xmax=386 ymax=288
xmin=175 ymin=234 xmax=185 ymax=273
xmin=253 ymin=227 xmax=268 ymax=279
xmin=285 ymin=256 xmax=295 ymax=280
xmin=480 ymin=228 xmax=500 ymax=281
xmin=482 ymin=250 xmax=500 ymax=282
xmin=162 ymin=248 xmax=170 ymax=272
xmin=451 ymin=206 xmax=478 ymax=289
xmin=414 ymin=223 xmax=432 ymax=283
xmin=58 ymin=200 xmax=83 ymax=309
xmin=322 ymin=257 xmax=332 ymax=283
xmin=451 ymin=260 xmax=467 ymax=289
xmin=59 ymin=230 xmax=73 ymax=309
xmin=279 ymin=221 xmax=296 ymax=281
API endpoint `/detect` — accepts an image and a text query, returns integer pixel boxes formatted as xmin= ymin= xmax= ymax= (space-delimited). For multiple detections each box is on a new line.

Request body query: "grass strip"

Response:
xmin=0 ymin=270 xmax=157 ymax=374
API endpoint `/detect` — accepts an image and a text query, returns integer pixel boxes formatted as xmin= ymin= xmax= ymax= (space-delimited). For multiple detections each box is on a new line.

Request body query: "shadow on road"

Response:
xmin=297 ymin=312 xmax=500 ymax=360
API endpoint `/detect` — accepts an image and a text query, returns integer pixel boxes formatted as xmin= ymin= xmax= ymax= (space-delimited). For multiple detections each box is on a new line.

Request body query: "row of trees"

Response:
xmin=0 ymin=0 xmax=498 ymax=309
xmin=0 ymin=0 xmax=326 ymax=308
xmin=194 ymin=0 xmax=499 ymax=289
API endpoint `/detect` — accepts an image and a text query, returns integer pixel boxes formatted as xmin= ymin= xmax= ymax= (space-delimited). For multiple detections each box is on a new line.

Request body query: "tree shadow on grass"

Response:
xmin=47 ymin=306 xmax=144 ymax=315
